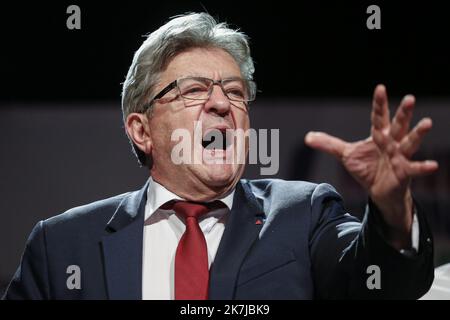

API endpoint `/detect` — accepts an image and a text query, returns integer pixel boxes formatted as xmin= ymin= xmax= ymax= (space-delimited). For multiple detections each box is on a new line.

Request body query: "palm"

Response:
xmin=340 ymin=137 xmax=408 ymax=199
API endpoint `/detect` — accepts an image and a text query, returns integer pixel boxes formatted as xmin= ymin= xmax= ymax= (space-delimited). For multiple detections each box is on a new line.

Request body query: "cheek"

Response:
xmin=148 ymin=117 xmax=173 ymax=153
xmin=235 ymin=112 xmax=250 ymax=130
xmin=151 ymin=110 xmax=199 ymax=147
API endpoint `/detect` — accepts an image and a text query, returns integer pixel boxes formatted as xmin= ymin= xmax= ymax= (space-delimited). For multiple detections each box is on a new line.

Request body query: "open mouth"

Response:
xmin=201 ymin=128 xmax=233 ymax=151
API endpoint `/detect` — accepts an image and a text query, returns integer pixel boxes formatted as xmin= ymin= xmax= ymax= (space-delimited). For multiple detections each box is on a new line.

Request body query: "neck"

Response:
xmin=150 ymin=173 xmax=238 ymax=202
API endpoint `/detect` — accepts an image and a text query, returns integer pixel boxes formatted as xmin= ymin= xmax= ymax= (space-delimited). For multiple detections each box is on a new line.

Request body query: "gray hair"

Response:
xmin=121 ymin=12 xmax=255 ymax=167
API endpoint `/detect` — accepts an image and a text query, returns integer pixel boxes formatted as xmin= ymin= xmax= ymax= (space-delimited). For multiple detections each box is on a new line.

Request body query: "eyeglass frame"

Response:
xmin=142 ymin=76 xmax=257 ymax=111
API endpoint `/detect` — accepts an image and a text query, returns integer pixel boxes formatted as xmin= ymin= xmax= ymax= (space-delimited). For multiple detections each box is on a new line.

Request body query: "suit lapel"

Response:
xmin=100 ymin=179 xmax=263 ymax=300
xmin=209 ymin=180 xmax=265 ymax=299
xmin=101 ymin=180 xmax=149 ymax=300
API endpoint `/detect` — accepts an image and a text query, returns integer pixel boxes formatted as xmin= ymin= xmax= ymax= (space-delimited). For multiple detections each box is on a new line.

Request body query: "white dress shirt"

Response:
xmin=141 ymin=178 xmax=419 ymax=300
xmin=142 ymin=177 xmax=234 ymax=300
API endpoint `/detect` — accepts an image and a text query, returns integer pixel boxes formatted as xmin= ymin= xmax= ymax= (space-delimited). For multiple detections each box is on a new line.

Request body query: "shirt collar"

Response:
xmin=145 ymin=177 xmax=234 ymax=220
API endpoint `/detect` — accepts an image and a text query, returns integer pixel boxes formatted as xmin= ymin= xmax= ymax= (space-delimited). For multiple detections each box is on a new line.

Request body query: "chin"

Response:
xmin=203 ymin=164 xmax=235 ymax=185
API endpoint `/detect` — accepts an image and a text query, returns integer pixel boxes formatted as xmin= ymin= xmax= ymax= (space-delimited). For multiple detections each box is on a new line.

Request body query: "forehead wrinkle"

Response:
xmin=161 ymin=48 xmax=242 ymax=83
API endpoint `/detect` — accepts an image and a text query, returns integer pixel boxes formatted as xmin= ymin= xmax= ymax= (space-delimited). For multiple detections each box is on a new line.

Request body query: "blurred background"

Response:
xmin=1 ymin=1 xmax=449 ymax=296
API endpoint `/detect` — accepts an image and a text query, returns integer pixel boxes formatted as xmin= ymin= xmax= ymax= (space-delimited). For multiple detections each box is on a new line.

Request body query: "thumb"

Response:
xmin=304 ymin=131 xmax=348 ymax=159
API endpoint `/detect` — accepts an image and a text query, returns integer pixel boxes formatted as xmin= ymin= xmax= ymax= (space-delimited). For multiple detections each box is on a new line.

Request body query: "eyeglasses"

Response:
xmin=144 ymin=76 xmax=257 ymax=111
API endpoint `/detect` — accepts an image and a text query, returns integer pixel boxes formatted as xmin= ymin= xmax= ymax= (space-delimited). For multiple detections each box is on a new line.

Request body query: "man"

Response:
xmin=3 ymin=12 xmax=438 ymax=299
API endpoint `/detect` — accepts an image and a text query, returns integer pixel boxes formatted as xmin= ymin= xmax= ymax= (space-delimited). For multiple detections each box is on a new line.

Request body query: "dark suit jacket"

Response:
xmin=3 ymin=179 xmax=434 ymax=299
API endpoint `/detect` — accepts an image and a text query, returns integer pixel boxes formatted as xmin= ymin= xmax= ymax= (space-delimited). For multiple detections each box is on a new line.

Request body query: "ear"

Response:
xmin=125 ymin=113 xmax=153 ymax=156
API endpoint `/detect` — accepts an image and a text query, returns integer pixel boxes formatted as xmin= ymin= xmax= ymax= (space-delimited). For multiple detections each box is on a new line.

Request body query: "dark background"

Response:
xmin=2 ymin=1 xmax=450 ymax=102
xmin=1 ymin=1 xmax=449 ymax=296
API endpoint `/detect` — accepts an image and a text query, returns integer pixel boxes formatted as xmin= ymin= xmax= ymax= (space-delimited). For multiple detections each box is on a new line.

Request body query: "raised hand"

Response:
xmin=304 ymin=84 xmax=438 ymax=248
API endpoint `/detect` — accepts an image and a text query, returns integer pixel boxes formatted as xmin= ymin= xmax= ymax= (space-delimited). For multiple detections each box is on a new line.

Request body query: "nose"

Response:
xmin=204 ymin=84 xmax=231 ymax=115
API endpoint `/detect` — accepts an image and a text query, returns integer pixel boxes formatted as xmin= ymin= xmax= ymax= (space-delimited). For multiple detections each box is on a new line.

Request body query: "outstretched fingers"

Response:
xmin=405 ymin=160 xmax=439 ymax=177
xmin=391 ymin=95 xmax=415 ymax=141
xmin=371 ymin=84 xmax=390 ymax=131
xmin=371 ymin=84 xmax=391 ymax=149
xmin=304 ymin=131 xmax=348 ymax=160
xmin=400 ymin=117 xmax=433 ymax=158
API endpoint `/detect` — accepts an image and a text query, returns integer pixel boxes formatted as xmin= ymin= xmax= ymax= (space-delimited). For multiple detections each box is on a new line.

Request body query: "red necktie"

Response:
xmin=172 ymin=201 xmax=210 ymax=300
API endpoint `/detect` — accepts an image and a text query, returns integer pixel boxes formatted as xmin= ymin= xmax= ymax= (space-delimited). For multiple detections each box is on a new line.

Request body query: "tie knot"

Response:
xmin=171 ymin=201 xmax=211 ymax=220
xmin=160 ymin=200 xmax=226 ymax=220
